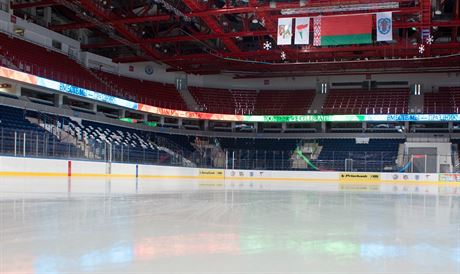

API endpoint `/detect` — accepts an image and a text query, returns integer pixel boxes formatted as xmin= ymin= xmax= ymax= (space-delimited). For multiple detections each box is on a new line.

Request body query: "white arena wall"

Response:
xmin=1 ymin=156 xmax=459 ymax=184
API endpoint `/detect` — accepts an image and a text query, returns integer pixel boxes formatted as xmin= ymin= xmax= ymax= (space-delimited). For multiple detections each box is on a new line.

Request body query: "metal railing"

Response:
xmin=1 ymin=125 xmax=457 ymax=173
xmin=0 ymin=127 xmax=195 ymax=167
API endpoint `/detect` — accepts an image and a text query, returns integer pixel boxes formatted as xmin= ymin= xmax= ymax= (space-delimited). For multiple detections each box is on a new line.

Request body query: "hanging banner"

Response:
xmin=376 ymin=12 xmax=393 ymax=41
xmin=313 ymin=17 xmax=321 ymax=46
xmin=313 ymin=15 xmax=372 ymax=46
xmin=294 ymin=17 xmax=310 ymax=45
xmin=421 ymin=28 xmax=430 ymax=41
xmin=277 ymin=18 xmax=293 ymax=45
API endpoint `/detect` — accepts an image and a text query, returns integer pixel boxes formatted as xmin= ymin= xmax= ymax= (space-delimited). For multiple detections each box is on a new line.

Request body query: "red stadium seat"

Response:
xmin=322 ymin=89 xmax=409 ymax=114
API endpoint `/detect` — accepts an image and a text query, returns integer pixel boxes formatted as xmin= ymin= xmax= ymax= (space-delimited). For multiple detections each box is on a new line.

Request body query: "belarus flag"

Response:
xmin=313 ymin=14 xmax=372 ymax=46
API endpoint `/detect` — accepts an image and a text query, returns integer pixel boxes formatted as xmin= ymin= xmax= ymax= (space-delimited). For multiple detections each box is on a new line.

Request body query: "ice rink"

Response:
xmin=1 ymin=177 xmax=460 ymax=273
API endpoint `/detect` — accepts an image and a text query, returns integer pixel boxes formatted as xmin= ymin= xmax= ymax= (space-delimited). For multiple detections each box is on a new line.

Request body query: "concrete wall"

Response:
xmin=0 ymin=10 xmax=80 ymax=58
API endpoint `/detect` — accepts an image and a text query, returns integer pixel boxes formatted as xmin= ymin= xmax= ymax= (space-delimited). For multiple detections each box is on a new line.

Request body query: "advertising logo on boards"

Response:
xmin=339 ymin=173 xmax=381 ymax=182
xmin=198 ymin=169 xmax=224 ymax=178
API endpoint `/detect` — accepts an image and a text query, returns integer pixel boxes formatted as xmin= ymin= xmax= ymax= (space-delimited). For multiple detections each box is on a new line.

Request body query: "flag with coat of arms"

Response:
xmin=376 ymin=12 xmax=392 ymax=41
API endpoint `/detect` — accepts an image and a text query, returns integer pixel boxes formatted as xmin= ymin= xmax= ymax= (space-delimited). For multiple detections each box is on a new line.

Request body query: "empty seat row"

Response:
xmin=424 ymin=87 xmax=460 ymax=114
xmin=322 ymin=89 xmax=409 ymax=114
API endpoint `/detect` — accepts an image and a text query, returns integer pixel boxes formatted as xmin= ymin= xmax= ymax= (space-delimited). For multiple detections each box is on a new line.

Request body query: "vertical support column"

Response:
xmin=178 ymin=118 xmax=183 ymax=128
xmin=254 ymin=122 xmax=258 ymax=133
xmin=14 ymin=84 xmax=22 ymax=97
xmin=5 ymin=0 xmax=11 ymax=13
xmin=231 ymin=122 xmax=236 ymax=132
xmin=92 ymin=103 xmax=97 ymax=113
xmin=203 ymin=120 xmax=209 ymax=131
xmin=362 ymin=122 xmax=367 ymax=132
xmin=54 ymin=94 xmax=63 ymax=108
xmin=118 ymin=109 xmax=126 ymax=119
xmin=29 ymin=7 xmax=37 ymax=18
xmin=160 ymin=116 xmax=165 ymax=126
xmin=321 ymin=122 xmax=326 ymax=133
xmin=281 ymin=122 xmax=286 ymax=133
xmin=43 ymin=7 xmax=52 ymax=27
xmin=143 ymin=113 xmax=148 ymax=122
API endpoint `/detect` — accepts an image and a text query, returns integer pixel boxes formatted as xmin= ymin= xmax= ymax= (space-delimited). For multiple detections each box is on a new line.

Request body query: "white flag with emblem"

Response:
xmin=277 ymin=18 xmax=293 ymax=45
xmin=294 ymin=17 xmax=310 ymax=45
xmin=376 ymin=12 xmax=392 ymax=41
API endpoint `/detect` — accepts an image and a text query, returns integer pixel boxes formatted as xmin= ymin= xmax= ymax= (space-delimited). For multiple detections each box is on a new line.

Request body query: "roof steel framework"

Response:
xmin=10 ymin=0 xmax=460 ymax=76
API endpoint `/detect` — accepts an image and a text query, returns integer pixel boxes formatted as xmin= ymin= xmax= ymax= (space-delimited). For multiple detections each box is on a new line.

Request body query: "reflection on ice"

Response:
xmin=1 ymin=177 xmax=460 ymax=273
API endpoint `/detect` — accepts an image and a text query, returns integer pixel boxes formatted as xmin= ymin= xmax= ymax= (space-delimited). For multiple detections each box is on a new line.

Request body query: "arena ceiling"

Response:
xmin=10 ymin=0 xmax=460 ymax=77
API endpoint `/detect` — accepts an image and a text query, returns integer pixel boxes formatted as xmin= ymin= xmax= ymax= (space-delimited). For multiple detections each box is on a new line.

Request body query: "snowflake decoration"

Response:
xmin=426 ymin=35 xmax=434 ymax=45
xmin=263 ymin=41 xmax=272 ymax=50
xmin=418 ymin=44 xmax=425 ymax=54
xmin=280 ymin=51 xmax=286 ymax=60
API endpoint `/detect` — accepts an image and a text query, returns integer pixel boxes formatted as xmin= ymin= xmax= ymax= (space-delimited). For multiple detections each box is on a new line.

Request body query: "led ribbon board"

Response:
xmin=1 ymin=66 xmax=459 ymax=123
xmin=244 ymin=114 xmax=460 ymax=123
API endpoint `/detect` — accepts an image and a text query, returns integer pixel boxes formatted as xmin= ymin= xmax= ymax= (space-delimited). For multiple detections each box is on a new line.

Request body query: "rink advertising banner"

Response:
xmin=313 ymin=15 xmax=372 ymax=46
xmin=376 ymin=12 xmax=393 ymax=41
xmin=339 ymin=173 xmax=381 ymax=183
xmin=294 ymin=17 xmax=310 ymax=45
xmin=439 ymin=173 xmax=460 ymax=182
xmin=277 ymin=18 xmax=293 ymax=45
xmin=198 ymin=169 xmax=224 ymax=179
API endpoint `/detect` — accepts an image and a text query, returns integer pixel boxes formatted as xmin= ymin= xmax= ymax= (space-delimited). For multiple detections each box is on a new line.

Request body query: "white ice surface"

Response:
xmin=1 ymin=177 xmax=460 ymax=273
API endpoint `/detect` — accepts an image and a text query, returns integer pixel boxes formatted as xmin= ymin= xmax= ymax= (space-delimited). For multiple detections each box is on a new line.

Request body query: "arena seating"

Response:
xmin=93 ymin=70 xmax=188 ymax=110
xmin=0 ymin=33 xmax=110 ymax=93
xmin=189 ymin=87 xmax=256 ymax=114
xmin=315 ymin=139 xmax=403 ymax=171
xmin=255 ymin=90 xmax=315 ymax=115
xmin=424 ymin=87 xmax=460 ymax=113
xmin=322 ymin=89 xmax=409 ymax=114
xmin=156 ymin=133 xmax=196 ymax=154
xmin=65 ymin=119 xmax=165 ymax=163
xmin=63 ymin=119 xmax=205 ymax=165
xmin=190 ymin=87 xmax=315 ymax=115
xmin=218 ymin=138 xmax=299 ymax=169
xmin=0 ymin=33 xmax=187 ymax=110
xmin=0 ymin=105 xmax=79 ymax=157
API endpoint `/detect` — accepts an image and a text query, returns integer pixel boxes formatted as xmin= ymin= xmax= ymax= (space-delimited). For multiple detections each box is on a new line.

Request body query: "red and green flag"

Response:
xmin=313 ymin=14 xmax=372 ymax=46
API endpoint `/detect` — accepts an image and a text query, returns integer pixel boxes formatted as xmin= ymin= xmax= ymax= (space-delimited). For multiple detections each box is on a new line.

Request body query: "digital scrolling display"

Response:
xmin=1 ymin=65 xmax=459 ymax=124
